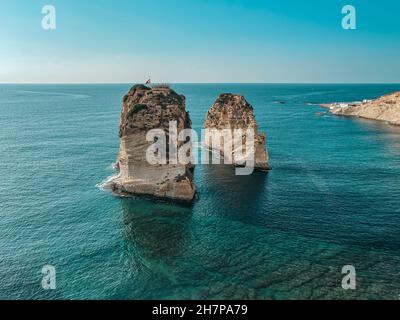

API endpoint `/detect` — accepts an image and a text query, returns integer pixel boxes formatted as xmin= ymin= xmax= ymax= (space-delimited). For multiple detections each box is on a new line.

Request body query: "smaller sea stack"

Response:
xmin=204 ymin=93 xmax=270 ymax=171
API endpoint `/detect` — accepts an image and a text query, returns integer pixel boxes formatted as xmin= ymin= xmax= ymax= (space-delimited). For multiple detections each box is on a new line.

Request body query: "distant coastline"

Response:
xmin=321 ymin=91 xmax=400 ymax=126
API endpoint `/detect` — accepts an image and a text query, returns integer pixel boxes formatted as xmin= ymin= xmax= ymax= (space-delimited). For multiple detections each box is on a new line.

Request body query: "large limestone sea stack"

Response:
xmin=204 ymin=94 xmax=270 ymax=171
xmin=111 ymin=84 xmax=196 ymax=202
xmin=322 ymin=91 xmax=400 ymax=126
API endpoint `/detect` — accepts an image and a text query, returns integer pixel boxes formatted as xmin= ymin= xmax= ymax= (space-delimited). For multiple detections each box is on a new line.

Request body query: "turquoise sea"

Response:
xmin=0 ymin=84 xmax=400 ymax=300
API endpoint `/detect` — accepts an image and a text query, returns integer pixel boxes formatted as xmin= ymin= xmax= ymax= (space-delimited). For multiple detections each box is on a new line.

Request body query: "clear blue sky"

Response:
xmin=0 ymin=0 xmax=399 ymax=83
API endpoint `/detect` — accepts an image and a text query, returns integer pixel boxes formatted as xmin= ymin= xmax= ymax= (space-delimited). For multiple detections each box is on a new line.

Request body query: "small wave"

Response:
xmin=96 ymin=174 xmax=119 ymax=191
xmin=273 ymin=101 xmax=287 ymax=105
xmin=12 ymin=90 xmax=91 ymax=99
xmin=97 ymin=162 xmax=120 ymax=192
xmin=107 ymin=162 xmax=119 ymax=170
xmin=301 ymin=91 xmax=333 ymax=97
xmin=273 ymin=90 xmax=342 ymax=101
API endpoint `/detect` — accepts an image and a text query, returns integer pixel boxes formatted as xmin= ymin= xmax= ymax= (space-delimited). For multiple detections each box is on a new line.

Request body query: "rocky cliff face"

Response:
xmin=204 ymin=94 xmax=270 ymax=171
xmin=111 ymin=84 xmax=196 ymax=202
xmin=327 ymin=92 xmax=400 ymax=126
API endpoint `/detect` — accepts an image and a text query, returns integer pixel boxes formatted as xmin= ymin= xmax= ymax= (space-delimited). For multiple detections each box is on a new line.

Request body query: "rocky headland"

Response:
xmin=204 ymin=94 xmax=270 ymax=171
xmin=321 ymin=91 xmax=400 ymax=126
xmin=111 ymin=84 xmax=196 ymax=203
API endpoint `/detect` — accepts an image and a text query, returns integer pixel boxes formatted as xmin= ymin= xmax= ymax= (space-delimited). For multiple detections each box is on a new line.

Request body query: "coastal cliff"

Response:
xmin=322 ymin=92 xmax=400 ymax=126
xmin=204 ymin=94 xmax=270 ymax=171
xmin=111 ymin=84 xmax=196 ymax=202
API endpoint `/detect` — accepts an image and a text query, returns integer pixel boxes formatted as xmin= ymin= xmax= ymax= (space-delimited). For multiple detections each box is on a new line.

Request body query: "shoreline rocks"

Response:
xmin=204 ymin=93 xmax=270 ymax=171
xmin=111 ymin=84 xmax=196 ymax=203
xmin=321 ymin=92 xmax=400 ymax=126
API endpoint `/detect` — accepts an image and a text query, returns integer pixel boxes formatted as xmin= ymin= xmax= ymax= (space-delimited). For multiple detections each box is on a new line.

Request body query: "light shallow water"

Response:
xmin=0 ymin=84 xmax=400 ymax=300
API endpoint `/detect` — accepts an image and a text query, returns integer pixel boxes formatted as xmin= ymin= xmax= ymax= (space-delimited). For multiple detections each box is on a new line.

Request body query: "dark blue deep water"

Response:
xmin=1 ymin=84 xmax=400 ymax=299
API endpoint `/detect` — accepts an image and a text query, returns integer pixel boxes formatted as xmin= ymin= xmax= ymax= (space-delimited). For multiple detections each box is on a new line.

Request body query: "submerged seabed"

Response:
xmin=0 ymin=84 xmax=400 ymax=299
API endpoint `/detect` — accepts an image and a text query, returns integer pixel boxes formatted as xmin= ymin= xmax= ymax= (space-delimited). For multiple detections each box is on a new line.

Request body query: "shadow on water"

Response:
xmin=120 ymin=198 xmax=193 ymax=261
xmin=352 ymin=117 xmax=400 ymax=133
xmin=197 ymin=164 xmax=269 ymax=223
xmin=353 ymin=118 xmax=400 ymax=149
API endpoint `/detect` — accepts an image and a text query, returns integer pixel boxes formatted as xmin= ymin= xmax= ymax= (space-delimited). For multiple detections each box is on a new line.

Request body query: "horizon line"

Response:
xmin=1 ymin=82 xmax=400 ymax=85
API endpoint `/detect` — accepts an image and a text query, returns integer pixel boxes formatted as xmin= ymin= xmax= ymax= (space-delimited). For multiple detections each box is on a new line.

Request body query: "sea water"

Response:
xmin=0 ymin=84 xmax=399 ymax=299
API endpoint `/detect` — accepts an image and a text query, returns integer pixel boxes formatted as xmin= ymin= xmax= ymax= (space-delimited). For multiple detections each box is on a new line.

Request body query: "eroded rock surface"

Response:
xmin=112 ymin=84 xmax=196 ymax=202
xmin=204 ymin=94 xmax=270 ymax=171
